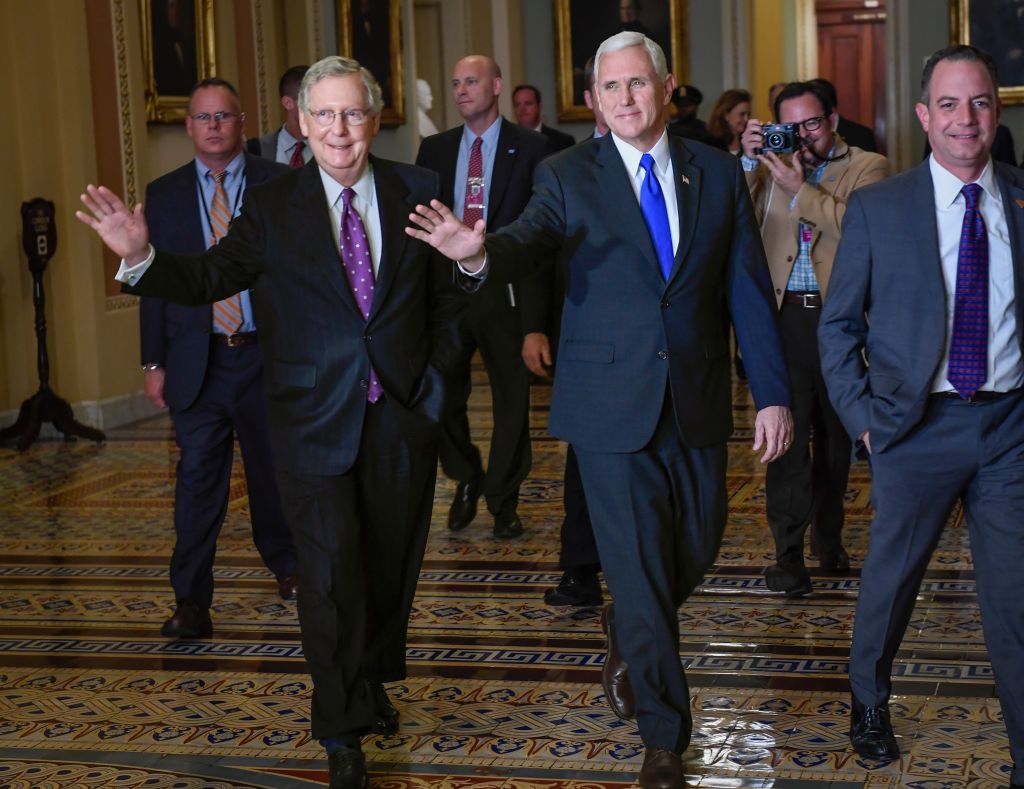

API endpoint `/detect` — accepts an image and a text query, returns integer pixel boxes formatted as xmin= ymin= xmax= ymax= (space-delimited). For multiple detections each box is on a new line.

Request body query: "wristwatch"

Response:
xmin=141 ymin=363 xmax=162 ymax=372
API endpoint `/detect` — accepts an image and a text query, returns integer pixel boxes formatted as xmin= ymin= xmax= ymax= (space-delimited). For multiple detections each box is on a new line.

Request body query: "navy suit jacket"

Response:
xmin=820 ymin=159 xmax=1024 ymax=456
xmin=480 ymin=133 xmax=790 ymax=453
xmin=141 ymin=153 xmax=289 ymax=410
xmin=127 ymin=156 xmax=462 ymax=476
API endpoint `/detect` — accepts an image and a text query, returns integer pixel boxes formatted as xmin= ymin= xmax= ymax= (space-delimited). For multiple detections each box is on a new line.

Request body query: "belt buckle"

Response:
xmin=225 ymin=333 xmax=240 ymax=348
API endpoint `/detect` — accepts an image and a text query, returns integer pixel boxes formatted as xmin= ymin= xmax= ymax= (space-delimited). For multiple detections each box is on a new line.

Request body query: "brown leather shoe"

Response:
xmin=277 ymin=575 xmax=299 ymax=601
xmin=600 ymin=604 xmax=635 ymax=719
xmin=639 ymin=747 xmax=684 ymax=788
xmin=160 ymin=602 xmax=212 ymax=639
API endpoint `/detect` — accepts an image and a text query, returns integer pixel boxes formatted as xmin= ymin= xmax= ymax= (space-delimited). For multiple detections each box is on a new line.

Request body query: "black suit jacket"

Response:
xmin=480 ymin=134 xmax=790 ymax=452
xmin=540 ymin=124 xmax=575 ymax=153
xmin=836 ymin=116 xmax=878 ymax=153
xmin=141 ymin=153 xmax=289 ymax=410
xmin=127 ymin=156 xmax=462 ymax=476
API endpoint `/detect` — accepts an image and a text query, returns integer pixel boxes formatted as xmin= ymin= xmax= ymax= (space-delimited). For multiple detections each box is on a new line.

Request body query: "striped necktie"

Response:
xmin=462 ymin=137 xmax=484 ymax=227
xmin=209 ymin=170 xmax=243 ymax=335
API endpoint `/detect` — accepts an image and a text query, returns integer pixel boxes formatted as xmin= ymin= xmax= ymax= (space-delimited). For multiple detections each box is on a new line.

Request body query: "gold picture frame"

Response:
xmin=140 ymin=0 xmax=216 ymax=123
xmin=338 ymin=0 xmax=406 ymax=128
xmin=553 ymin=0 xmax=688 ymax=122
xmin=950 ymin=0 xmax=1024 ymax=105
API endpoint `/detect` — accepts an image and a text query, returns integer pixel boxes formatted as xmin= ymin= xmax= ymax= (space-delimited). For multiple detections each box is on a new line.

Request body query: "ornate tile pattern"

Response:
xmin=0 ymin=371 xmax=1013 ymax=787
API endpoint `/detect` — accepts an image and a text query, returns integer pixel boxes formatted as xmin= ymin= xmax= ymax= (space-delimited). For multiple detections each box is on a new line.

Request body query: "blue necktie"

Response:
xmin=639 ymin=153 xmax=674 ymax=281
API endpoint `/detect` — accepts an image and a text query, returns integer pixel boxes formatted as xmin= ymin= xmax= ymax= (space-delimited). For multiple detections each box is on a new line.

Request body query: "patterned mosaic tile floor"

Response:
xmin=0 ymin=372 xmax=1013 ymax=788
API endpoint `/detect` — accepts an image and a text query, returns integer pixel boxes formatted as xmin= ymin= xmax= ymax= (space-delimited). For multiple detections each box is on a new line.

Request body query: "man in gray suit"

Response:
xmin=820 ymin=45 xmax=1024 ymax=786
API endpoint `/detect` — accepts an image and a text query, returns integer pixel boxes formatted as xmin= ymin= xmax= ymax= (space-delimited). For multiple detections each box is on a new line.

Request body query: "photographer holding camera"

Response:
xmin=741 ymin=81 xmax=890 ymax=597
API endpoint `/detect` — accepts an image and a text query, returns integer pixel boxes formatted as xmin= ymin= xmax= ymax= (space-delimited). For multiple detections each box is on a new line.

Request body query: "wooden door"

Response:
xmin=815 ymin=0 xmax=887 ymax=154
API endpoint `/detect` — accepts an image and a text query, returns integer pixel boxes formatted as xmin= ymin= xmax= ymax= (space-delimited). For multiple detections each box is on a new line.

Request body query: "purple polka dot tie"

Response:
xmin=340 ymin=187 xmax=382 ymax=403
xmin=948 ymin=183 xmax=988 ymax=400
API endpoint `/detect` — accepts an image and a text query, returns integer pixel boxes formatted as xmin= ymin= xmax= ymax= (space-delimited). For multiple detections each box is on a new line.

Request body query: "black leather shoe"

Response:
xmin=327 ymin=745 xmax=368 ymax=789
xmin=849 ymin=696 xmax=899 ymax=761
xmin=277 ymin=575 xmax=299 ymax=601
xmin=368 ymin=681 xmax=399 ymax=735
xmin=765 ymin=561 xmax=813 ymax=597
xmin=160 ymin=602 xmax=212 ymax=639
xmin=544 ymin=570 xmax=603 ymax=607
xmin=639 ymin=747 xmax=685 ymax=788
xmin=818 ymin=545 xmax=851 ymax=574
xmin=493 ymin=509 xmax=524 ymax=539
xmin=448 ymin=476 xmax=482 ymax=531
xmin=600 ymin=604 xmax=636 ymax=720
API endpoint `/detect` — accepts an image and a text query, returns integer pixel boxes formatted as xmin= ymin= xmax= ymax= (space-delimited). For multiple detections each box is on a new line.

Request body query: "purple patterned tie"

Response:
xmin=339 ymin=187 xmax=383 ymax=402
xmin=948 ymin=183 xmax=988 ymax=400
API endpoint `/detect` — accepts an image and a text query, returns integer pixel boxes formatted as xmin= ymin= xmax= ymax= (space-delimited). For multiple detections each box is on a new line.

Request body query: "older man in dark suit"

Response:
xmin=140 ymin=78 xmax=295 ymax=639
xmin=409 ymin=31 xmax=793 ymax=789
xmin=79 ymin=56 xmax=461 ymax=789
xmin=820 ymin=45 xmax=1024 ymax=787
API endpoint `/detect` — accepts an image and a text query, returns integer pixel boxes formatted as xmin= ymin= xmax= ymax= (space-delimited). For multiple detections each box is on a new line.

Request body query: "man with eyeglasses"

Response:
xmin=740 ymin=81 xmax=890 ymax=597
xmin=78 ymin=57 xmax=462 ymax=789
xmin=136 ymin=77 xmax=296 ymax=640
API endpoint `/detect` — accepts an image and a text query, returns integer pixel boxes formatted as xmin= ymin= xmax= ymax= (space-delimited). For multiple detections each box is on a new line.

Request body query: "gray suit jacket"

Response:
xmin=819 ymin=159 xmax=1024 ymax=456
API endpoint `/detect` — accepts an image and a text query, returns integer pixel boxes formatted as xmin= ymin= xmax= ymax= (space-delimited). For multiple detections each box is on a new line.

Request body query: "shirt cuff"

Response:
xmin=740 ymin=155 xmax=759 ymax=172
xmin=114 ymin=245 xmax=156 ymax=285
xmin=456 ymin=252 xmax=488 ymax=279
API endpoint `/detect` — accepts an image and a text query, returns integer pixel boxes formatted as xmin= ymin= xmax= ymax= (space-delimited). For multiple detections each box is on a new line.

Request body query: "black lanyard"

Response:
xmin=195 ymin=167 xmax=246 ymax=244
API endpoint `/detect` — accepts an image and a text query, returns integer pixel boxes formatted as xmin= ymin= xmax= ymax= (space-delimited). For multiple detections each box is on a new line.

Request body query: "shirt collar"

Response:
xmin=929 ymin=153 xmax=998 ymax=209
xmin=318 ymin=162 xmax=376 ymax=211
xmin=195 ymin=151 xmax=245 ymax=180
xmin=610 ymin=128 xmax=671 ymax=178
xmin=461 ymin=115 xmax=503 ymax=148
xmin=279 ymin=124 xmax=304 ymax=151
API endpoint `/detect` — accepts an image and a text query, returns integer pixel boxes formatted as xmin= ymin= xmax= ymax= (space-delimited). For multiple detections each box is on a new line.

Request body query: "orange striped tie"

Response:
xmin=209 ymin=170 xmax=242 ymax=335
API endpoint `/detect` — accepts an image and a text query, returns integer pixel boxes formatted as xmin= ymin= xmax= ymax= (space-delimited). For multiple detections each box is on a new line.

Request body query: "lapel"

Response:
xmin=433 ymin=127 xmax=462 ymax=204
xmin=666 ymin=136 xmax=701 ymax=285
xmin=592 ymin=134 xmax=666 ymax=291
xmin=995 ymin=162 xmax=1024 ymax=338
xmin=366 ymin=156 xmax=411 ymax=320
xmin=807 ymin=140 xmax=853 ymax=248
xmin=908 ymin=161 xmax=949 ymax=340
xmin=288 ymin=160 xmax=364 ymax=318
xmin=488 ymin=118 xmax=517 ymax=225
xmin=170 ymin=162 xmax=207 ymax=253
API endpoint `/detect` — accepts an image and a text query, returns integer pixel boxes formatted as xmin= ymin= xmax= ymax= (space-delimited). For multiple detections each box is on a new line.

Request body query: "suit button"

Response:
xmin=776 ymin=288 xmax=782 ymax=294
xmin=359 ymin=379 xmax=369 ymax=388
xmin=786 ymin=255 xmax=793 ymax=262
xmin=661 ymin=300 xmax=669 ymax=309
xmin=658 ymin=350 xmax=668 ymax=359
xmin=363 ymin=334 xmax=371 ymax=342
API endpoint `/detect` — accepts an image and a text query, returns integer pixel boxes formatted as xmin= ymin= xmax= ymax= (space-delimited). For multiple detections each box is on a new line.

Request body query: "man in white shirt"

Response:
xmin=819 ymin=45 xmax=1024 ymax=786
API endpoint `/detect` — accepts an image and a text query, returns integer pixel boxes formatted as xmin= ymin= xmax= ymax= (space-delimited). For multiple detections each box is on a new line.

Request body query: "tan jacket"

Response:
xmin=745 ymin=138 xmax=891 ymax=307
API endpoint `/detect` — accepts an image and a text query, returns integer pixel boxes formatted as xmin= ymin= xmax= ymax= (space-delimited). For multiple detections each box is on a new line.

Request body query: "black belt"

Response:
xmin=783 ymin=290 xmax=822 ymax=308
xmin=212 ymin=331 xmax=258 ymax=348
xmin=931 ymin=388 xmax=1021 ymax=403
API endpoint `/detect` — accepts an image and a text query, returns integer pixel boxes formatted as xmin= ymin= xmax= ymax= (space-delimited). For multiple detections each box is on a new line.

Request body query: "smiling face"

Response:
xmin=725 ymin=100 xmax=750 ymax=138
xmin=299 ymin=74 xmax=380 ymax=186
xmin=916 ymin=57 xmax=1000 ymax=183
xmin=596 ymin=44 xmax=673 ymax=151
xmin=778 ymin=92 xmax=835 ymax=168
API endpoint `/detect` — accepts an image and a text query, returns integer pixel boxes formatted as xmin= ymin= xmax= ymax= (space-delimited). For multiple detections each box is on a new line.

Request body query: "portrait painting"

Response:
xmin=338 ymin=0 xmax=406 ymax=127
xmin=951 ymin=0 xmax=1024 ymax=104
xmin=140 ymin=0 xmax=216 ymax=123
xmin=554 ymin=0 xmax=687 ymax=121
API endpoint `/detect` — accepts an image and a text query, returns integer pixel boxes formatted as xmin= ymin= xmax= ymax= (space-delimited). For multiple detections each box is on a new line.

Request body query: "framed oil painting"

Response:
xmin=950 ymin=0 xmax=1024 ymax=104
xmin=338 ymin=0 xmax=406 ymax=127
xmin=140 ymin=0 xmax=217 ymax=123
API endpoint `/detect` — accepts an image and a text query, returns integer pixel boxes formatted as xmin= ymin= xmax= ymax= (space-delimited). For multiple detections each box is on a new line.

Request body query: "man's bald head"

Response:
xmin=451 ymin=54 xmax=504 ymax=132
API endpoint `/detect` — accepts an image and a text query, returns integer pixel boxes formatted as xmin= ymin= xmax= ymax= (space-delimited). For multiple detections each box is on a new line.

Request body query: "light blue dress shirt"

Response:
xmin=453 ymin=116 xmax=503 ymax=223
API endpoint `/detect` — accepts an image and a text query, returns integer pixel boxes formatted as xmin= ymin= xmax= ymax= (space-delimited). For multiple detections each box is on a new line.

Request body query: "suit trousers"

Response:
xmin=440 ymin=287 xmax=532 ymax=515
xmin=575 ymin=393 xmax=728 ymax=751
xmin=169 ymin=340 xmax=294 ymax=608
xmin=765 ymin=303 xmax=851 ymax=561
xmin=557 ymin=445 xmax=599 ymax=572
xmin=276 ymin=399 xmax=437 ymax=740
xmin=850 ymin=391 xmax=1024 ymax=783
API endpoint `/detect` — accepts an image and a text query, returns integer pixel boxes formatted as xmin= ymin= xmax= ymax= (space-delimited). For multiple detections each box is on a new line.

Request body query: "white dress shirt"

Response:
xmin=319 ymin=164 xmax=383 ymax=277
xmin=929 ymin=155 xmax=1021 ymax=393
xmin=609 ymin=129 xmax=680 ymax=255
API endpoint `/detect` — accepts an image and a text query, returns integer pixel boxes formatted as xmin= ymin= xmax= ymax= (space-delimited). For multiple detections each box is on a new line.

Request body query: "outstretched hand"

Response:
xmin=752 ymin=405 xmax=794 ymax=464
xmin=76 ymin=185 xmax=150 ymax=264
xmin=405 ymin=199 xmax=486 ymax=270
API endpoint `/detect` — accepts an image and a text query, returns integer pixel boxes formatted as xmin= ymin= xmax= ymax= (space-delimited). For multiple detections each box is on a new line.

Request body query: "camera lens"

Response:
xmin=767 ymin=132 xmax=784 ymax=148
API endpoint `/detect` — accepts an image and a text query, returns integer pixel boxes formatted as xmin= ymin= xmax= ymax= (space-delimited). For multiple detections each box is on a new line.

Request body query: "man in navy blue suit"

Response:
xmin=820 ymin=46 xmax=1024 ymax=786
xmin=409 ymin=31 xmax=793 ymax=789
xmin=140 ymin=78 xmax=296 ymax=639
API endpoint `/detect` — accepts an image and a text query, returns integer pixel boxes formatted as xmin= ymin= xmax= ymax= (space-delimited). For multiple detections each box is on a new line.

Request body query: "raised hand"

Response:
xmin=76 ymin=185 xmax=151 ymax=264
xmin=405 ymin=199 xmax=486 ymax=270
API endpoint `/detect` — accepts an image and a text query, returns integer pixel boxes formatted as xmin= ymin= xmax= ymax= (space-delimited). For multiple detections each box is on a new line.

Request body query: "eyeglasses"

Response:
xmin=308 ymin=107 xmax=372 ymax=127
xmin=792 ymin=115 xmax=825 ymax=132
xmin=190 ymin=111 xmax=243 ymax=124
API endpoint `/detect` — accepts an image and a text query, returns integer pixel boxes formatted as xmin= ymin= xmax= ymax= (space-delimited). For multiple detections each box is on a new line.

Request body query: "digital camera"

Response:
xmin=754 ymin=123 xmax=798 ymax=155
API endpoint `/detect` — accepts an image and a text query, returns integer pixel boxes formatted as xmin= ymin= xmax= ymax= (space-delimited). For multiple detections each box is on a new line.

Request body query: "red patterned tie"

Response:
xmin=288 ymin=140 xmax=305 ymax=169
xmin=339 ymin=187 xmax=383 ymax=402
xmin=209 ymin=170 xmax=243 ymax=335
xmin=462 ymin=137 xmax=484 ymax=227
xmin=948 ymin=183 xmax=988 ymax=399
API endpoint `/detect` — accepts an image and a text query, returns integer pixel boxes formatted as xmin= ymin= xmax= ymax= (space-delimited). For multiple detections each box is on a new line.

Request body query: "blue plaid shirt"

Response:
xmin=785 ymin=147 xmax=834 ymax=292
